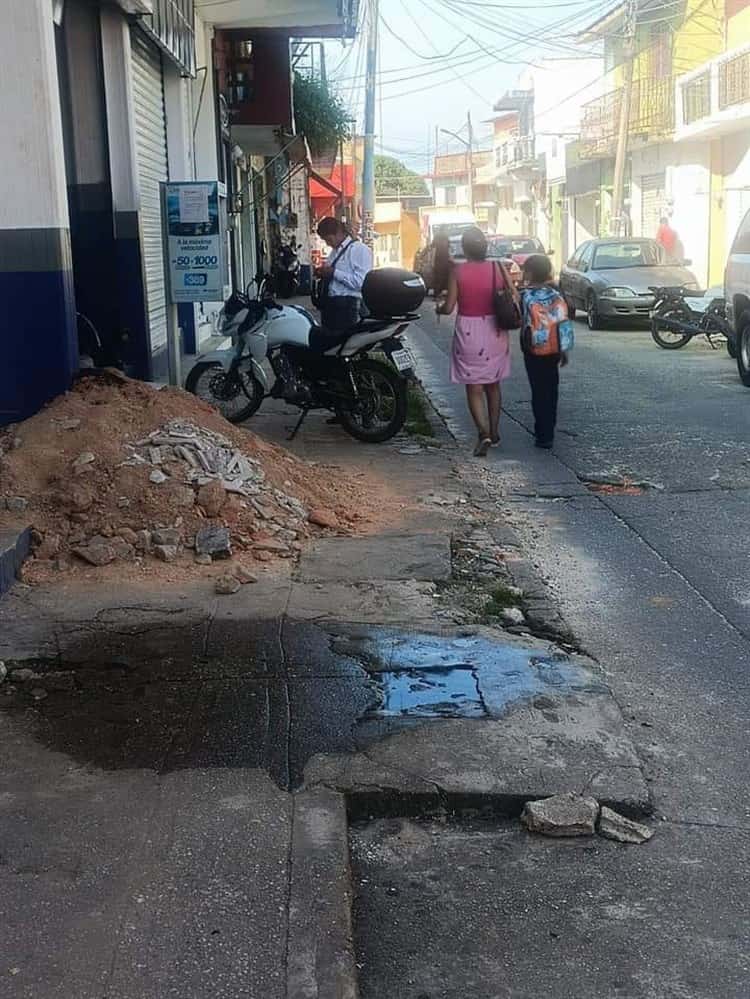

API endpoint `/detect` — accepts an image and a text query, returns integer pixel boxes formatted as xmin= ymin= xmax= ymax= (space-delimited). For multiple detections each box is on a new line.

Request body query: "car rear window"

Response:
xmin=593 ymin=241 xmax=665 ymax=269
xmin=489 ymin=237 xmax=543 ymax=256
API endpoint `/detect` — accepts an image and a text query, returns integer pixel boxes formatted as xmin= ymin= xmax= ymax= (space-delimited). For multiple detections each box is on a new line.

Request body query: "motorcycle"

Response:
xmin=650 ymin=285 xmax=737 ymax=357
xmin=184 ymin=269 xmax=425 ymax=443
xmin=273 ymin=240 xmax=301 ymax=299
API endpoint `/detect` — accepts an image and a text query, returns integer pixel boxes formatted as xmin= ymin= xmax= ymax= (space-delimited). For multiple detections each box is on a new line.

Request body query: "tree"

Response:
xmin=375 ymin=155 xmax=429 ymax=197
xmin=293 ymin=73 xmax=351 ymax=157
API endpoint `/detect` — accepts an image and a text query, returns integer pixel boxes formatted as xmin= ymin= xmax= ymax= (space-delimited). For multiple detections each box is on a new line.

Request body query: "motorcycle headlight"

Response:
xmin=600 ymin=287 xmax=636 ymax=299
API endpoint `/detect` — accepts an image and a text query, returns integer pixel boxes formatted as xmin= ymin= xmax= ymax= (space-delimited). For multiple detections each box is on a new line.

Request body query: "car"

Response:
xmin=449 ymin=234 xmax=522 ymax=285
xmin=488 ymin=234 xmax=548 ymax=268
xmin=725 ymin=207 xmax=750 ymax=386
xmin=560 ymin=237 xmax=699 ymax=330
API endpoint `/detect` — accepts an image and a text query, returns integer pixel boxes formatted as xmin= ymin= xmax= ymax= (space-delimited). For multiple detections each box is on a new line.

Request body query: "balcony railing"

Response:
xmin=719 ymin=49 xmax=750 ymax=110
xmin=494 ymin=135 xmax=535 ymax=170
xmin=580 ymin=78 xmax=675 ymax=158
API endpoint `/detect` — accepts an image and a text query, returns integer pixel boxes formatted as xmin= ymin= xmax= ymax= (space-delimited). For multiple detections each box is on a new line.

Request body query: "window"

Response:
xmin=732 ymin=209 xmax=750 ymax=254
xmin=445 ymin=186 xmax=457 ymax=206
xmin=593 ymin=240 xmax=666 ymax=269
xmin=141 ymin=0 xmax=195 ymax=75
xmin=490 ymin=236 xmax=544 ymax=256
xmin=579 ymin=242 xmax=595 ymax=269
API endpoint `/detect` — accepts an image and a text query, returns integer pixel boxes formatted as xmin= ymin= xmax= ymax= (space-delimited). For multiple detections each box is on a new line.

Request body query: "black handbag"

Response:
xmin=311 ymin=239 xmax=354 ymax=310
xmin=492 ymin=259 xmax=521 ymax=330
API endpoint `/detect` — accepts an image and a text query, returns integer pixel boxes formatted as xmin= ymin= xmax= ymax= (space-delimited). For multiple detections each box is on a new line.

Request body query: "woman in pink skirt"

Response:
xmin=437 ymin=227 xmax=512 ymax=456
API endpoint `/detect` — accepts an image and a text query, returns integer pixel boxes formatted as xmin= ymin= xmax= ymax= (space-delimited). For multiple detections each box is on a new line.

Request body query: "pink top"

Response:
xmin=456 ymin=260 xmax=504 ymax=318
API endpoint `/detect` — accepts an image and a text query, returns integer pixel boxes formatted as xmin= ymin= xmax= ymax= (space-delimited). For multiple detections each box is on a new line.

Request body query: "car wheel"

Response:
xmin=736 ymin=312 xmax=750 ymax=387
xmin=586 ymin=292 xmax=603 ymax=331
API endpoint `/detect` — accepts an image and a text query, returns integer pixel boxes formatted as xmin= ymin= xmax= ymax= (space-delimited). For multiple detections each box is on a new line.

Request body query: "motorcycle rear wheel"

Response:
xmin=185 ymin=361 xmax=264 ymax=424
xmin=651 ymin=307 xmax=692 ymax=349
xmin=336 ymin=358 xmax=408 ymax=443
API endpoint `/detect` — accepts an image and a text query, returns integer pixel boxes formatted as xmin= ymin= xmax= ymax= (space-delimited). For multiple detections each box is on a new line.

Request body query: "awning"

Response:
xmin=309 ymin=169 xmax=342 ymax=199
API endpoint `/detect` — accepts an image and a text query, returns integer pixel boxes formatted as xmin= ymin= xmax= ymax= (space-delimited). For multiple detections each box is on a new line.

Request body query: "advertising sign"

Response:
xmin=162 ymin=181 xmax=223 ymax=303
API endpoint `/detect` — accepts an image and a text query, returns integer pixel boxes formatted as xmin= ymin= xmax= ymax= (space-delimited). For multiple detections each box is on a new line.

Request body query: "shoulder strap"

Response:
xmin=496 ymin=258 xmax=517 ymax=300
xmin=330 ymin=238 xmax=354 ymax=270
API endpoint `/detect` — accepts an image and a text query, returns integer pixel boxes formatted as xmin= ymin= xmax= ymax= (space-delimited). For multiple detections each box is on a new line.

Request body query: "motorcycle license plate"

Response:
xmin=390 ymin=348 xmax=414 ymax=372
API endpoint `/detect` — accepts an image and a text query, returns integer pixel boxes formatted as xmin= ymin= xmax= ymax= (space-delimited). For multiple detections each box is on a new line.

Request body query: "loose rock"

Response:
xmin=215 ymin=574 xmax=242 ymax=595
xmin=598 ymin=806 xmax=654 ymax=844
xmin=68 ymin=483 xmax=94 ymax=511
xmin=308 ymin=508 xmax=339 ymax=529
xmin=30 ymin=687 xmax=48 ymax=701
xmin=72 ymin=539 xmax=118 ymax=567
xmin=6 ymin=496 xmax=29 ymax=513
xmin=197 ymin=480 xmax=227 ymax=517
xmin=153 ymin=544 xmax=178 ymax=563
xmin=118 ymin=527 xmax=139 ymax=546
xmin=252 ymin=539 xmax=291 ymax=554
xmin=73 ymin=452 xmax=96 ymax=471
xmin=501 ymin=607 xmax=525 ymax=625
xmin=195 ymin=525 xmax=231 ymax=559
xmin=134 ymin=529 xmax=152 ymax=552
xmin=233 ymin=564 xmax=258 ymax=584
xmin=152 ymin=527 xmax=181 ymax=547
xmin=194 ymin=553 xmax=213 ymax=566
xmin=521 ymin=793 xmax=599 ymax=837
xmin=149 ymin=469 xmax=168 ymax=485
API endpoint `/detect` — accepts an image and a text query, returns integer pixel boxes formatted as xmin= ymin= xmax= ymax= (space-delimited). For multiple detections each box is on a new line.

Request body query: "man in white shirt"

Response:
xmin=314 ymin=217 xmax=373 ymax=332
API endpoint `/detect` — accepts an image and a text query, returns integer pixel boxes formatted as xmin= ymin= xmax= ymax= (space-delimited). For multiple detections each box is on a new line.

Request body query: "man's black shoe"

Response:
xmin=535 ymin=439 xmax=553 ymax=450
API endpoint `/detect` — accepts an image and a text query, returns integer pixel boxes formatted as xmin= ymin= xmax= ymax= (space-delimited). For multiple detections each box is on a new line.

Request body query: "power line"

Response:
xmin=378 ymin=11 xmax=468 ymax=60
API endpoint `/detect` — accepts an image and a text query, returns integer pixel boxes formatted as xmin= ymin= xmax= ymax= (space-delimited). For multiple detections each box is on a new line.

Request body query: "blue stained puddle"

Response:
xmin=351 ymin=631 xmax=607 ymax=720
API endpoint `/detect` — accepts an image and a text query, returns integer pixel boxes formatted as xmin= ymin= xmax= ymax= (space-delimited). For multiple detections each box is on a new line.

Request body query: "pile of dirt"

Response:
xmin=0 ymin=372 xmax=380 ymax=584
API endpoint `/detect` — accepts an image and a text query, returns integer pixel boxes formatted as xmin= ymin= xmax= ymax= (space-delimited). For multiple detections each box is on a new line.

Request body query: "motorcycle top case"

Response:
xmin=362 ymin=268 xmax=426 ymax=318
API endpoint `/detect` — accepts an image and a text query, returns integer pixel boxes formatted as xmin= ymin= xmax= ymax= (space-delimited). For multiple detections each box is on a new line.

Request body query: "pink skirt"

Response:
xmin=450 ymin=314 xmax=511 ymax=385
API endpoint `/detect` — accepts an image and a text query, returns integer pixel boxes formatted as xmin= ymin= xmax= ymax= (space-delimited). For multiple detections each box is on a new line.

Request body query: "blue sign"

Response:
xmin=162 ymin=181 xmax=223 ymax=303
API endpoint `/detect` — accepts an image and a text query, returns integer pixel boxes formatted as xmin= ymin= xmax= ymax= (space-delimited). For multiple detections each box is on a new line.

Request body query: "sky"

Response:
xmin=325 ymin=0 xmax=613 ymax=174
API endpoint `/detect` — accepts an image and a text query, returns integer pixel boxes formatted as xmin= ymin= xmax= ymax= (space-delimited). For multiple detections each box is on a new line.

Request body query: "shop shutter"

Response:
xmin=640 ymin=173 xmax=666 ymax=240
xmin=131 ymin=29 xmax=169 ymax=356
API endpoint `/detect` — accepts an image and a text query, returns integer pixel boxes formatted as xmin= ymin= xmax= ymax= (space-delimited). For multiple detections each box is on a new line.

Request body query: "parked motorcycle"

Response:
xmin=184 ymin=269 xmax=425 ymax=443
xmin=650 ymin=285 xmax=737 ymax=357
xmin=273 ymin=239 xmax=301 ymax=299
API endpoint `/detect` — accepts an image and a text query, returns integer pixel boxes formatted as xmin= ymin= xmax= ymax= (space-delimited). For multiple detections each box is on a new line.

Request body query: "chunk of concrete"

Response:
xmin=196 ymin=526 xmax=231 ymax=559
xmin=598 ymin=805 xmax=654 ymax=844
xmin=521 ymin=793 xmax=599 ymax=837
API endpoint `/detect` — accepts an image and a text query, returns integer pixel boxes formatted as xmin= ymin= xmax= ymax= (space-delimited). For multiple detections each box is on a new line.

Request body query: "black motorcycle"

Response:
xmin=273 ymin=239 xmax=301 ymax=299
xmin=650 ymin=285 xmax=737 ymax=357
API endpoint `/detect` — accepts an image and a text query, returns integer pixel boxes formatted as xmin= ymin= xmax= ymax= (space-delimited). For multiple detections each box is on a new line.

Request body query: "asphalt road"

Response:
xmin=352 ymin=312 xmax=750 ymax=998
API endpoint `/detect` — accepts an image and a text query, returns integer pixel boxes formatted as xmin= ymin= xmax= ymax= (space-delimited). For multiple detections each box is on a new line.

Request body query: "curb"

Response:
xmin=0 ymin=526 xmax=31 ymax=599
xmin=287 ymin=788 xmax=359 ymax=999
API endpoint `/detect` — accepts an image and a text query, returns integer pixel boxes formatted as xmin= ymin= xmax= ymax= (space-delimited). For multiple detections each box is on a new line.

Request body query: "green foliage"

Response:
xmin=293 ymin=73 xmax=351 ymax=156
xmin=375 ymin=155 xmax=429 ymax=197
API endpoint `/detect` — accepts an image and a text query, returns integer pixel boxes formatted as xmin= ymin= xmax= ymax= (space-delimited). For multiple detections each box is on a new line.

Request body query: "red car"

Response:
xmin=449 ymin=235 xmax=522 ymax=286
xmin=488 ymin=235 xmax=549 ymax=269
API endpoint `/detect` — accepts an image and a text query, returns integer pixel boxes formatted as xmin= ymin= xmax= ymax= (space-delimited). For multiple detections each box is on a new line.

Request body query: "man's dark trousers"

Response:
xmin=321 ymin=296 xmax=361 ymax=332
xmin=523 ymin=352 xmax=559 ymax=444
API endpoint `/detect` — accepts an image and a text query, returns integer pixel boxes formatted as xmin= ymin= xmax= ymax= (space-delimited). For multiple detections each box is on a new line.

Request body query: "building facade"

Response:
xmin=1 ymin=0 xmax=357 ymax=425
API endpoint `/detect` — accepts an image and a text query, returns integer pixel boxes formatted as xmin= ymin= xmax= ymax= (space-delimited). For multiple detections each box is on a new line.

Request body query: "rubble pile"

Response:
xmin=0 ymin=373 xmax=379 ymax=583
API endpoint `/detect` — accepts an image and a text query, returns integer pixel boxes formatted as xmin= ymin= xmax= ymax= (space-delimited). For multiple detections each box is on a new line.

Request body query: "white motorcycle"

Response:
xmin=185 ymin=270 xmax=425 ymax=443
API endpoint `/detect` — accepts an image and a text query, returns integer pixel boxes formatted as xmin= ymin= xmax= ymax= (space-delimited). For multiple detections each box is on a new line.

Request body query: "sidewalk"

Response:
xmin=0 ymin=391 xmax=648 ymax=997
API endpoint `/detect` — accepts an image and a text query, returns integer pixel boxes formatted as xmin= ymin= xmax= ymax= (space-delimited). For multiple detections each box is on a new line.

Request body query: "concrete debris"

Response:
xmin=195 ymin=525 xmax=231 ymax=559
xmin=598 ymin=806 xmax=654 ymax=844
xmin=149 ymin=469 xmax=168 ymax=485
xmin=194 ymin=553 xmax=213 ymax=566
xmin=215 ymin=574 xmax=242 ymax=595
xmin=5 ymin=496 xmax=29 ymax=513
xmin=501 ymin=607 xmax=525 ymax=625
xmin=521 ymin=793 xmax=599 ymax=837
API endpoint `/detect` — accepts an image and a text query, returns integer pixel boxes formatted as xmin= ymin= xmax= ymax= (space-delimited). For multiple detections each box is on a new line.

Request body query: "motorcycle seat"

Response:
xmin=308 ymin=325 xmax=351 ymax=353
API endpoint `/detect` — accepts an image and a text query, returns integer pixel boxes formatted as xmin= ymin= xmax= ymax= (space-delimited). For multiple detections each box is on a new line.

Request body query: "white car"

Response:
xmin=725 ymin=207 xmax=750 ymax=386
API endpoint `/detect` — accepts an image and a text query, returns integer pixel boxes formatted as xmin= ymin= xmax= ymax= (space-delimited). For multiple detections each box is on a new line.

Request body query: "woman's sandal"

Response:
xmin=474 ymin=437 xmax=492 ymax=457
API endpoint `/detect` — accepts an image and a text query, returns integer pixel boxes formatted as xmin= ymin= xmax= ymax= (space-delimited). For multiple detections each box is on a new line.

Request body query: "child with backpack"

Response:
xmin=520 ymin=254 xmax=574 ymax=450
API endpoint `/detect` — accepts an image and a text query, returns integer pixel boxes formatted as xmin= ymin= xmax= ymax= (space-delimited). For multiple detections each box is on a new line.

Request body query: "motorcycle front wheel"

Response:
xmin=185 ymin=361 xmax=264 ymax=424
xmin=651 ymin=307 xmax=692 ymax=349
xmin=336 ymin=358 xmax=408 ymax=443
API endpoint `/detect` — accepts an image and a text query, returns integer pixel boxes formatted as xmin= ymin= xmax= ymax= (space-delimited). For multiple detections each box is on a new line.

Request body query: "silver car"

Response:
xmin=560 ymin=238 xmax=698 ymax=330
xmin=725 ymin=208 xmax=750 ymax=386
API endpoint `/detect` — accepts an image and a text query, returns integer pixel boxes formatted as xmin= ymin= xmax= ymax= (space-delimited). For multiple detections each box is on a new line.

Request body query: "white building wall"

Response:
xmin=631 ymin=143 xmax=712 ymax=286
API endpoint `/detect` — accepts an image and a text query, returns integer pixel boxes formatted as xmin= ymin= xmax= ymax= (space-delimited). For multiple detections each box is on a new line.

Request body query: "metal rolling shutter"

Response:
xmin=131 ymin=30 xmax=168 ymax=356
xmin=641 ymin=173 xmax=665 ymax=239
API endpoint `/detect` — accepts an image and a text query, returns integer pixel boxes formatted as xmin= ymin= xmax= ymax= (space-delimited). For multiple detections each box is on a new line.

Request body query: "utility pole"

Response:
xmin=611 ymin=0 xmax=637 ymax=236
xmin=466 ymin=110 xmax=475 ymax=216
xmin=361 ymin=0 xmax=379 ymax=247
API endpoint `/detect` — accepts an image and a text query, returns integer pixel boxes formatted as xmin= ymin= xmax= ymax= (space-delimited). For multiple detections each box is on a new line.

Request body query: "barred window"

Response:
xmin=142 ymin=0 xmax=195 ymax=76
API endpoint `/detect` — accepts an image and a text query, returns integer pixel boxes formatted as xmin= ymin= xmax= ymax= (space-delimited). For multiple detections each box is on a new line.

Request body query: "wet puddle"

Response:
xmin=365 ymin=666 xmax=485 ymax=719
xmin=2 ymin=622 xmax=605 ymax=789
